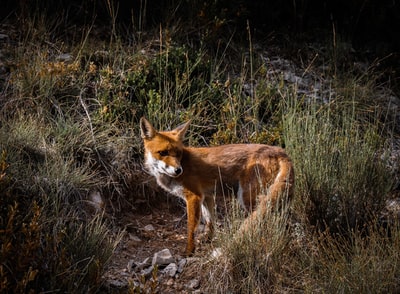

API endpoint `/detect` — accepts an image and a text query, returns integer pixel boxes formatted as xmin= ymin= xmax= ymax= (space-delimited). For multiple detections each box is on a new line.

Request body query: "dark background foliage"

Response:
xmin=2 ymin=0 xmax=399 ymax=51
xmin=3 ymin=0 xmax=399 ymax=93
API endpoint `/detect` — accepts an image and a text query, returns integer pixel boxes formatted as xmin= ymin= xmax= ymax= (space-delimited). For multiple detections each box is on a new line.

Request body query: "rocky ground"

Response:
xmin=101 ymin=196 xmax=214 ymax=293
xmin=100 ymin=187 xmax=400 ymax=293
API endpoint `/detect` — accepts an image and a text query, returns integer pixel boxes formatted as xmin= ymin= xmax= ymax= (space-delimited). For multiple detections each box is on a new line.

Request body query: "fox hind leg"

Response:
xmin=200 ymin=195 xmax=216 ymax=241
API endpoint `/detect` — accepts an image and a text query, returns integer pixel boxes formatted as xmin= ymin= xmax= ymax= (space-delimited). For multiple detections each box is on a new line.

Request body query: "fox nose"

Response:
xmin=175 ymin=167 xmax=183 ymax=176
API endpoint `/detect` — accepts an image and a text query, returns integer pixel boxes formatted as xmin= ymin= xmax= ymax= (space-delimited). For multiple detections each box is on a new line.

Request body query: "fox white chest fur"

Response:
xmin=140 ymin=117 xmax=294 ymax=255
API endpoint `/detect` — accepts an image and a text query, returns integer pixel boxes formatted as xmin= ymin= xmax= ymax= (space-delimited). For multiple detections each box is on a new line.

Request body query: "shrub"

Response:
xmin=283 ymin=98 xmax=392 ymax=232
xmin=305 ymin=223 xmax=400 ymax=293
xmin=204 ymin=200 xmax=293 ymax=293
xmin=0 ymin=117 xmax=121 ymax=293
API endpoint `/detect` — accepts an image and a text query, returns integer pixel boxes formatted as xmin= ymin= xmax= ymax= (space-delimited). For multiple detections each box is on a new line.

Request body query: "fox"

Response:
xmin=140 ymin=117 xmax=294 ymax=255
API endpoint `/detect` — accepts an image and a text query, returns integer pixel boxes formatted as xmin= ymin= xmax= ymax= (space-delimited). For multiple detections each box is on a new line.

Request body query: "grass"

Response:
xmin=307 ymin=224 xmax=400 ymax=293
xmin=204 ymin=84 xmax=398 ymax=293
xmin=283 ymin=98 xmax=392 ymax=232
xmin=205 ymin=200 xmax=293 ymax=293
xmin=1 ymin=3 xmax=399 ymax=292
xmin=0 ymin=115 xmax=123 ymax=292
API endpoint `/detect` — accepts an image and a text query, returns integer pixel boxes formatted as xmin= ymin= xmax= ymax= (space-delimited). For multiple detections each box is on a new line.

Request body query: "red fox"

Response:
xmin=140 ymin=117 xmax=294 ymax=255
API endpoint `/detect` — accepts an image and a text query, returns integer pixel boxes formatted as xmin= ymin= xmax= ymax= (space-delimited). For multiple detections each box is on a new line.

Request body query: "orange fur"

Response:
xmin=140 ymin=117 xmax=294 ymax=255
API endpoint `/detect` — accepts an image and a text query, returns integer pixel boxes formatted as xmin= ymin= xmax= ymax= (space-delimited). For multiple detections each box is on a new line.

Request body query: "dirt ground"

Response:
xmin=101 ymin=192 xmax=213 ymax=293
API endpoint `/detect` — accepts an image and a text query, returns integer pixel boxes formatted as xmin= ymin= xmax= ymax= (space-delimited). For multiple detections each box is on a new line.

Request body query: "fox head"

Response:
xmin=140 ymin=117 xmax=190 ymax=178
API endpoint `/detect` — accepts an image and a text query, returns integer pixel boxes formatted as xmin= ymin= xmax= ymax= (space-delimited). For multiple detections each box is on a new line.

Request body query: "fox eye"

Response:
xmin=158 ymin=150 xmax=169 ymax=157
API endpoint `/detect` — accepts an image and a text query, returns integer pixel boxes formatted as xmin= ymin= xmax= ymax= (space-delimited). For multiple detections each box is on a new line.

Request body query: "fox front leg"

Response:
xmin=185 ymin=192 xmax=202 ymax=256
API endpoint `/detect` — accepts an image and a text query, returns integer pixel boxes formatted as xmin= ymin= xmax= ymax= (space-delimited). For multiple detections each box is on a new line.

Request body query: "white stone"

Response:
xmin=152 ymin=249 xmax=174 ymax=266
xmin=144 ymin=224 xmax=155 ymax=231
xmin=187 ymin=279 xmax=200 ymax=290
xmin=163 ymin=263 xmax=178 ymax=277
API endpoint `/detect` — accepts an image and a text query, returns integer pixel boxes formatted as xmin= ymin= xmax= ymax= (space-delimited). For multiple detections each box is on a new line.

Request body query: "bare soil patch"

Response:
xmin=102 ymin=194 xmax=211 ymax=293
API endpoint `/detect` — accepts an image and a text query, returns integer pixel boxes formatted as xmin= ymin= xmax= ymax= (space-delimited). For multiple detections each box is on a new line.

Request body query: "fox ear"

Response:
xmin=173 ymin=120 xmax=191 ymax=140
xmin=140 ymin=117 xmax=157 ymax=140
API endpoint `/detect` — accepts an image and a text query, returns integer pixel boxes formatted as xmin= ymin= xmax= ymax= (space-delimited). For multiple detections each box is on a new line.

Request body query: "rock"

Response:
xmin=211 ymin=247 xmax=223 ymax=259
xmin=152 ymin=249 xmax=174 ymax=266
xmin=88 ymin=190 xmax=104 ymax=211
xmin=134 ymin=257 xmax=152 ymax=271
xmin=127 ymin=259 xmax=135 ymax=273
xmin=55 ymin=53 xmax=73 ymax=62
xmin=163 ymin=263 xmax=178 ymax=277
xmin=381 ymin=198 xmax=400 ymax=225
xmin=144 ymin=224 xmax=155 ymax=231
xmin=140 ymin=265 xmax=155 ymax=277
xmin=177 ymin=258 xmax=186 ymax=273
xmin=128 ymin=233 xmax=142 ymax=242
xmin=107 ymin=279 xmax=128 ymax=288
xmin=186 ymin=278 xmax=200 ymax=290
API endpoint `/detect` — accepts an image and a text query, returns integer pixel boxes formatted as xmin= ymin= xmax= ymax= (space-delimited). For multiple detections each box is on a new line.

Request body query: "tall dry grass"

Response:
xmin=1 ymin=2 xmax=399 ymax=292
